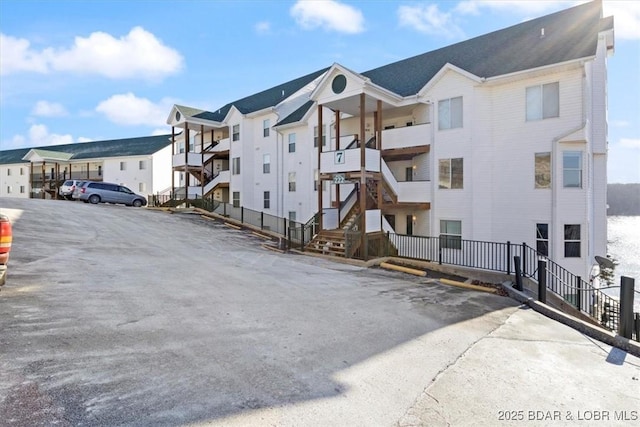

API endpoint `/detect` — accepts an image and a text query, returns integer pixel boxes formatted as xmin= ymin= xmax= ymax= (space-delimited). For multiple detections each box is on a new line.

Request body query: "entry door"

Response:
xmin=405 ymin=167 xmax=413 ymax=181
xmin=406 ymin=215 xmax=413 ymax=236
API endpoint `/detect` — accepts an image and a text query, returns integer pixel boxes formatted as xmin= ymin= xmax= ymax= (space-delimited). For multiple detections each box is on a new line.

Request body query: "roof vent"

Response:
xmin=540 ymin=27 xmax=545 ymax=38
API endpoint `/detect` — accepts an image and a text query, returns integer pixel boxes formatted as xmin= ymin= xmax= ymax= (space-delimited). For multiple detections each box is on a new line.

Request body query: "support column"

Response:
xmin=317 ymin=105 xmax=323 ymax=232
xmin=377 ymin=100 xmax=383 ymax=210
xmin=335 ymin=110 xmax=341 ymax=217
xmin=185 ymin=123 xmax=190 ymax=196
xmin=200 ymin=124 xmax=205 ymax=196
xmin=360 ymin=93 xmax=367 ymax=259
xmin=171 ymin=126 xmax=175 ymax=197
xmin=41 ymin=162 xmax=45 ymax=199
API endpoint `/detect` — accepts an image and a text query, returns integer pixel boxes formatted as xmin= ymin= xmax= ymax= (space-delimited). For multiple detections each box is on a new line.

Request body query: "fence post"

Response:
xmin=260 ymin=212 xmax=264 ymax=230
xmin=438 ymin=237 xmax=443 ymax=265
xmin=521 ymin=242 xmax=527 ymax=276
xmin=506 ymin=241 xmax=511 ymax=275
xmin=241 ymin=207 xmax=244 ymax=224
xmin=576 ymin=276 xmax=582 ymax=311
xmin=223 ymin=202 xmax=227 ymax=217
xmin=619 ymin=276 xmax=636 ymax=339
xmin=513 ymin=256 xmax=523 ymax=291
xmin=538 ymin=260 xmax=547 ymax=304
xmin=386 ymin=231 xmax=390 ymax=257
xmin=300 ymin=224 xmax=305 ymax=252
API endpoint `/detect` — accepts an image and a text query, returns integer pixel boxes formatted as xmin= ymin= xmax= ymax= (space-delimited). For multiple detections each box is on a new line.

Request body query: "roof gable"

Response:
xmin=363 ymin=0 xmax=603 ymax=96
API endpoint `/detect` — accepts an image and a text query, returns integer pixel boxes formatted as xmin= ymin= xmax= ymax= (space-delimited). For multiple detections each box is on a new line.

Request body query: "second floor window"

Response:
xmin=438 ymin=96 xmax=463 ymax=130
xmin=314 ymin=126 xmax=326 ymax=147
xmin=120 ymin=161 xmax=126 ymax=171
xmin=263 ymin=119 xmax=270 ymax=137
xmin=139 ymin=160 xmax=147 ymax=170
xmin=263 ymin=154 xmax=270 ymax=174
xmin=563 ymin=151 xmax=582 ymax=188
xmin=288 ymin=172 xmax=296 ymax=192
xmin=438 ymin=158 xmax=463 ymax=189
xmin=232 ymin=124 xmax=240 ymax=141
xmin=535 ymin=152 xmax=551 ymax=189
xmin=526 ymin=82 xmax=559 ymax=121
xmin=288 ymin=133 xmax=296 ymax=153
xmin=232 ymin=157 xmax=240 ymax=175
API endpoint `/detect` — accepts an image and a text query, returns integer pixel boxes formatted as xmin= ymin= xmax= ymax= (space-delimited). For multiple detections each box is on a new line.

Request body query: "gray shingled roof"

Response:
xmin=275 ymin=100 xmax=315 ymax=127
xmin=0 ymin=134 xmax=172 ymax=165
xmin=363 ymin=0 xmax=603 ymax=96
xmin=190 ymin=68 xmax=330 ymax=123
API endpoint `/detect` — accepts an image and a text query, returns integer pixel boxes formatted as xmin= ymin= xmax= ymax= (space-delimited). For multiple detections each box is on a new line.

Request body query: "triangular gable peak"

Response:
xmin=418 ymin=63 xmax=483 ymax=98
xmin=311 ymin=63 xmax=403 ymax=116
xmin=22 ymin=149 xmax=73 ymax=163
xmin=167 ymin=104 xmax=224 ymax=131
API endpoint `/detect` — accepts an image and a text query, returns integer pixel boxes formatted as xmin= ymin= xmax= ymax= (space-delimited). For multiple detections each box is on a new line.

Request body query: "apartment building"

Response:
xmin=0 ymin=135 xmax=173 ymax=199
xmin=168 ymin=0 xmax=612 ymax=280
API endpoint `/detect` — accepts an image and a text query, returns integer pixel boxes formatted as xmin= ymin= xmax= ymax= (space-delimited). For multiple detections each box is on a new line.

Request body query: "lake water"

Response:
xmin=606 ymin=216 xmax=640 ymax=311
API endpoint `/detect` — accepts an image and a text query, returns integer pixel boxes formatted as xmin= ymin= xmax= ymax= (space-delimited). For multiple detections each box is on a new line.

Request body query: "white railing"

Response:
xmin=366 ymin=209 xmax=382 ymax=233
xmin=320 ymin=148 xmax=380 ymax=174
xmin=202 ymin=170 xmax=230 ymax=195
xmin=210 ymin=138 xmax=230 ymax=153
xmin=381 ymin=123 xmax=431 ymax=150
xmin=381 ymin=160 xmax=399 ymax=196
xmin=397 ymin=180 xmax=431 ymax=203
xmin=172 ymin=152 xmax=202 ymax=168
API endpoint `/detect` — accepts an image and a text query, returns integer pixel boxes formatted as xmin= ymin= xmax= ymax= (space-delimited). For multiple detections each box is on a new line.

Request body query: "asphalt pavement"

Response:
xmin=0 ymin=198 xmax=638 ymax=426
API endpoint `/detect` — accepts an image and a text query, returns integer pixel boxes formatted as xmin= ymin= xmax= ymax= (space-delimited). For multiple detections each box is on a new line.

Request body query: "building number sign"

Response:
xmin=334 ymin=150 xmax=345 ymax=164
xmin=333 ymin=173 xmax=346 ymax=184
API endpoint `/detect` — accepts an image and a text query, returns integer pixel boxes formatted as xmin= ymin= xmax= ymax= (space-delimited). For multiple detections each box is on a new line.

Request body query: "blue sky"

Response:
xmin=1 ymin=0 xmax=638 ymax=183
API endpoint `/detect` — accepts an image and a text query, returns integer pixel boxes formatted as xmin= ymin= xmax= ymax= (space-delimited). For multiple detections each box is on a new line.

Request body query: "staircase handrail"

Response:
xmin=381 ymin=160 xmax=399 ymax=196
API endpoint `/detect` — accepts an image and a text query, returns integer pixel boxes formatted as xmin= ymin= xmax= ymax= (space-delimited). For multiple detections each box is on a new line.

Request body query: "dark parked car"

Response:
xmin=73 ymin=182 xmax=147 ymax=207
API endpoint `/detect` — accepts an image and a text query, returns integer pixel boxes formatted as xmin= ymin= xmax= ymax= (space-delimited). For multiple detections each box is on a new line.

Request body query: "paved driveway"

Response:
xmin=0 ymin=198 xmax=638 ymax=427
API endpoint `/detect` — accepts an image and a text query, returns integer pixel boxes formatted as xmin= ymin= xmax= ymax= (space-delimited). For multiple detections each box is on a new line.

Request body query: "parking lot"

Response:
xmin=0 ymin=198 xmax=638 ymax=427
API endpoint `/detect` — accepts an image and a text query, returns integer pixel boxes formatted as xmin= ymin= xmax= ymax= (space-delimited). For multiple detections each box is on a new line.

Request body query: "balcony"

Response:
xmin=320 ymin=148 xmax=380 ymax=174
xmin=397 ymin=180 xmax=431 ymax=204
xmin=173 ymin=152 xmax=204 ymax=169
xmin=382 ymin=123 xmax=431 ymax=150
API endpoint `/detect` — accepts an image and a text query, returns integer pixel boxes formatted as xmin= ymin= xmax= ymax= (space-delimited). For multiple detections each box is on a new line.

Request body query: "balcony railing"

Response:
xmin=320 ymin=147 xmax=380 ymax=174
xmin=381 ymin=122 xmax=431 ymax=150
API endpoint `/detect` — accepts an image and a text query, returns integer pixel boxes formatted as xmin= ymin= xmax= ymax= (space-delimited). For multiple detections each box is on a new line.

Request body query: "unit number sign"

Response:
xmin=334 ymin=150 xmax=345 ymax=164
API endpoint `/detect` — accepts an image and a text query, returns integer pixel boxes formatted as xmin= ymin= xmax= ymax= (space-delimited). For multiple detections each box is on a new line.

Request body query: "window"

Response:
xmin=178 ymin=142 xmax=185 ymax=154
xmin=139 ymin=182 xmax=146 ymax=192
xmin=526 ymin=82 xmax=559 ymax=121
xmin=563 ymin=151 xmax=582 ymax=188
xmin=288 ymin=172 xmax=296 ymax=192
xmin=20 ymin=167 xmax=24 ymax=175
xmin=120 ymin=161 xmax=126 ymax=171
xmin=314 ymin=169 xmax=319 ymax=191
xmin=263 ymin=154 xmax=270 ymax=174
xmin=438 ymin=96 xmax=463 ymax=130
xmin=232 ymin=157 xmax=241 ymax=175
xmin=98 ymin=165 xmax=102 ymax=176
xmin=20 ymin=186 xmax=25 ymax=194
xmin=564 ymin=224 xmax=581 ymax=258
xmin=232 ymin=124 xmax=240 ymax=141
xmin=139 ymin=160 xmax=147 ymax=170
xmin=440 ymin=220 xmax=462 ymax=249
xmin=288 ymin=133 xmax=296 ymax=153
xmin=7 ymin=169 xmax=11 ymax=176
xmin=314 ymin=126 xmax=326 ymax=147
xmin=536 ymin=223 xmax=549 ymax=256
xmin=438 ymin=158 xmax=463 ymax=189
xmin=535 ymin=152 xmax=551 ymax=189
xmin=288 ymin=211 xmax=296 ymax=221
xmin=232 ymin=191 xmax=240 ymax=208
xmin=6 ymin=186 xmax=11 ymax=194
xmin=263 ymin=191 xmax=270 ymax=209
xmin=263 ymin=119 xmax=270 ymax=137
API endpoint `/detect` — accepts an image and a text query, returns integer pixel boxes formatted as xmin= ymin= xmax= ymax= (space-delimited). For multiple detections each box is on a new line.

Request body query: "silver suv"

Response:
xmin=59 ymin=180 xmax=84 ymax=199
xmin=73 ymin=182 xmax=147 ymax=207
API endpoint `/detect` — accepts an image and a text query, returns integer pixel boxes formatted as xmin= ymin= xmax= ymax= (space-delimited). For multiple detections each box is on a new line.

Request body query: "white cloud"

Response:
xmin=619 ymin=138 xmax=640 ymax=149
xmin=255 ymin=21 xmax=272 ymax=35
xmin=456 ymin=1 xmax=569 ymax=16
xmin=4 ymin=124 xmax=77 ymax=150
xmin=95 ymin=93 xmax=172 ymax=127
xmin=291 ymin=0 xmax=365 ymax=34
xmin=31 ymin=100 xmax=68 ymax=117
xmin=0 ymin=34 xmax=48 ymax=75
xmin=398 ymin=4 xmax=464 ymax=38
xmin=603 ymin=1 xmax=640 ymax=40
xmin=0 ymin=27 xmax=184 ymax=79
